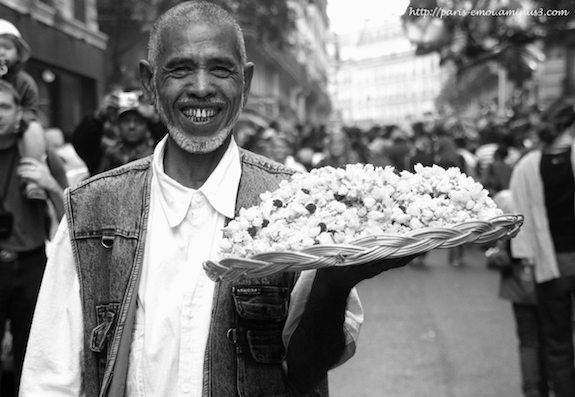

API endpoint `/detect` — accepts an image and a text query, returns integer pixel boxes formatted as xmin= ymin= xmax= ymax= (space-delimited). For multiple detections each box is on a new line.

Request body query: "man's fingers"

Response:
xmin=19 ymin=157 xmax=42 ymax=167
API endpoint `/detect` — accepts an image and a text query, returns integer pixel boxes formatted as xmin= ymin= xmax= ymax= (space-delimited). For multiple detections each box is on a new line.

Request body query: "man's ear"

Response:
xmin=139 ymin=60 xmax=155 ymax=105
xmin=242 ymin=62 xmax=254 ymax=107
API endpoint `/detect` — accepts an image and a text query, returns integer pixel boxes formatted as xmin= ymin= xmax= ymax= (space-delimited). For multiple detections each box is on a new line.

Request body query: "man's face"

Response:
xmin=0 ymin=36 xmax=19 ymax=68
xmin=0 ymin=90 xmax=20 ymax=136
xmin=142 ymin=22 xmax=253 ymax=153
xmin=118 ymin=111 xmax=148 ymax=144
xmin=329 ymin=135 xmax=347 ymax=157
xmin=270 ymin=138 xmax=290 ymax=163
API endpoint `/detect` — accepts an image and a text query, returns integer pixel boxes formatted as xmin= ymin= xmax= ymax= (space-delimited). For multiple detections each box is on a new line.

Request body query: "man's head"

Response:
xmin=269 ymin=134 xmax=293 ymax=164
xmin=0 ymin=20 xmax=31 ymax=70
xmin=139 ymin=1 xmax=253 ymax=154
xmin=117 ymin=107 xmax=149 ymax=145
xmin=0 ymin=80 xmax=21 ymax=136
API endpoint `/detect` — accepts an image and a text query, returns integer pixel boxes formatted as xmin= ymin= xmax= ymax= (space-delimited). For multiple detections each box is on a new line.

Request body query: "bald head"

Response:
xmin=147 ymin=1 xmax=247 ymax=70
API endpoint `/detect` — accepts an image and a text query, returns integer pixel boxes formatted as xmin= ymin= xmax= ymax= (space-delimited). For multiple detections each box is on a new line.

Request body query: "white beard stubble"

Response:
xmin=154 ymin=82 xmax=244 ymax=154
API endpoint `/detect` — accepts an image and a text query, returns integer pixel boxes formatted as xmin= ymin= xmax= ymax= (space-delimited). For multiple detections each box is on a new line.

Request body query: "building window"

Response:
xmin=74 ymin=0 xmax=86 ymax=22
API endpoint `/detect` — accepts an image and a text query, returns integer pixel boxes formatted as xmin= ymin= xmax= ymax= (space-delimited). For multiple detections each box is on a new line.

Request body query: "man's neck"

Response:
xmin=163 ymin=135 xmax=232 ymax=189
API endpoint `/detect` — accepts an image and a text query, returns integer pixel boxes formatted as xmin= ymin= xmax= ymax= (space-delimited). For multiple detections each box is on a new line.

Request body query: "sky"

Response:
xmin=327 ymin=0 xmax=410 ymax=34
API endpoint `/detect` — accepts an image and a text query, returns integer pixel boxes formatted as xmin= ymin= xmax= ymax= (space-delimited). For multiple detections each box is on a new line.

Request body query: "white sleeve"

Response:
xmin=282 ymin=270 xmax=363 ymax=368
xmin=20 ymin=216 xmax=85 ymax=396
xmin=509 ymin=160 xmax=535 ymax=259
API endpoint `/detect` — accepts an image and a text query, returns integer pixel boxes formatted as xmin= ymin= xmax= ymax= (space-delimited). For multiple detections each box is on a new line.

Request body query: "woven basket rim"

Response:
xmin=204 ymin=213 xmax=524 ymax=282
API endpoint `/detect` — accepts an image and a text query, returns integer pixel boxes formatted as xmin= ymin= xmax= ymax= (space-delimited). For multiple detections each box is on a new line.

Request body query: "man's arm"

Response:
xmin=20 ymin=218 xmax=85 ymax=396
xmin=284 ymin=257 xmax=413 ymax=392
xmin=17 ymin=156 xmax=65 ymax=220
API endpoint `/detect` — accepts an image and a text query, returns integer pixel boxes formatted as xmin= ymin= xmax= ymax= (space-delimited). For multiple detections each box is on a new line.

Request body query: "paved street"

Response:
xmin=329 ymin=245 xmax=522 ymax=397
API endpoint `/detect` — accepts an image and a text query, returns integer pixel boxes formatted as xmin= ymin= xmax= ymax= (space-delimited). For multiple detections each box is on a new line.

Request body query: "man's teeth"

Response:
xmin=184 ymin=108 xmax=217 ymax=122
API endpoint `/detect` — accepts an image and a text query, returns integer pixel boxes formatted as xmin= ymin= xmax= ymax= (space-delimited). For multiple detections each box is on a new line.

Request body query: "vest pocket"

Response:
xmin=232 ymin=285 xmax=289 ymax=322
xmin=231 ymin=285 xmax=290 ymax=365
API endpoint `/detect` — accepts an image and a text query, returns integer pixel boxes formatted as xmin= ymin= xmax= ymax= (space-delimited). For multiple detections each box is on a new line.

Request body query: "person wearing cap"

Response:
xmin=72 ymin=90 xmax=166 ymax=176
xmin=0 ymin=19 xmax=36 ymax=121
xmin=0 ymin=19 xmax=48 ymax=200
xmin=96 ymin=101 xmax=155 ymax=173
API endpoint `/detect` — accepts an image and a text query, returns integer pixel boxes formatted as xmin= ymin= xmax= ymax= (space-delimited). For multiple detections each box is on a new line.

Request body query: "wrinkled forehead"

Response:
xmin=158 ymin=20 xmax=243 ymax=63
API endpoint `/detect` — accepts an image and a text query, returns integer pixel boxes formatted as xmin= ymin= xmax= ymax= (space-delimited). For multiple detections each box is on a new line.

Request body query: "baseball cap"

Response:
xmin=117 ymin=106 xmax=146 ymax=119
xmin=0 ymin=19 xmax=31 ymax=63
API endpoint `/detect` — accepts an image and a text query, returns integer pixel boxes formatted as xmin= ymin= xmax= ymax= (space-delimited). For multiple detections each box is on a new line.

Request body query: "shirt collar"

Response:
xmin=152 ymin=136 xmax=241 ymax=227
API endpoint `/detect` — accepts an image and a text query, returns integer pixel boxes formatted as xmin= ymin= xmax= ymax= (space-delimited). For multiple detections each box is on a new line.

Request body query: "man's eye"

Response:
xmin=211 ymin=67 xmax=233 ymax=78
xmin=169 ymin=67 xmax=190 ymax=77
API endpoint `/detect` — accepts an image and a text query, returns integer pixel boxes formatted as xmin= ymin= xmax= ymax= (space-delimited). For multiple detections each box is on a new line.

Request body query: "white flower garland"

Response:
xmin=220 ymin=164 xmax=503 ymax=258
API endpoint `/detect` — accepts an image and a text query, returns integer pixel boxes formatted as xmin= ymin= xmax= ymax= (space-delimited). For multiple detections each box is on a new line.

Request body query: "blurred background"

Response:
xmin=1 ymin=1 xmax=575 ymax=396
xmin=2 ymin=0 xmax=573 ymax=145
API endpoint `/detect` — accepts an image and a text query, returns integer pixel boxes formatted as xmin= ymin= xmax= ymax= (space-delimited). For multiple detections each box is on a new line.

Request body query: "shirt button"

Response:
xmin=182 ymin=383 xmax=191 ymax=393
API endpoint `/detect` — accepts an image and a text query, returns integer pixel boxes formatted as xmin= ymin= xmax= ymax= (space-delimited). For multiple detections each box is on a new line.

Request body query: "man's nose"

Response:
xmin=186 ymin=70 xmax=215 ymax=98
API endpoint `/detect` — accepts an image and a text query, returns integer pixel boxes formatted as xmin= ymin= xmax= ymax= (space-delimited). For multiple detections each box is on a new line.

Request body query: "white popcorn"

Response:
xmin=217 ymin=164 xmax=504 ymax=258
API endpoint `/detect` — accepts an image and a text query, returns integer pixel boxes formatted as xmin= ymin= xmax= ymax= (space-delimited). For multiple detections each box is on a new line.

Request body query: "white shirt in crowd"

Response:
xmin=21 ymin=137 xmax=363 ymax=396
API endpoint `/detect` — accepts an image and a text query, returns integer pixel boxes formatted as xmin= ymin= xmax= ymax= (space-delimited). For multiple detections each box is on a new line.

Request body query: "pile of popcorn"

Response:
xmin=220 ymin=164 xmax=503 ymax=258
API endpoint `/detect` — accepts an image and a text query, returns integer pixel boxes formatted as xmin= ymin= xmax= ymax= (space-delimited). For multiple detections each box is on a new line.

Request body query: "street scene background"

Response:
xmin=1 ymin=0 xmax=574 ymax=396
xmin=330 ymin=246 xmax=520 ymax=397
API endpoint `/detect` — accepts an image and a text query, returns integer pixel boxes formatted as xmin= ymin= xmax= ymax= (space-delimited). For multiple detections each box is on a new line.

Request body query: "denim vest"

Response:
xmin=64 ymin=149 xmax=329 ymax=397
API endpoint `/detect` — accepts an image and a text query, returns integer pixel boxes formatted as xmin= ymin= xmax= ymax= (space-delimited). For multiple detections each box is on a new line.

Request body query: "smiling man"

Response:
xmin=20 ymin=2 xmax=412 ymax=396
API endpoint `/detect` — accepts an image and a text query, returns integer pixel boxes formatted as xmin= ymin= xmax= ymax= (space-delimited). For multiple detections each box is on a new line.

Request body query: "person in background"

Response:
xmin=21 ymin=2 xmax=415 ymax=395
xmin=267 ymin=133 xmax=307 ymax=173
xmin=316 ymin=130 xmax=360 ymax=169
xmin=97 ymin=104 xmax=155 ymax=173
xmin=367 ymin=135 xmax=394 ymax=168
xmin=489 ymin=190 xmax=548 ymax=397
xmin=387 ymin=127 xmax=411 ymax=172
xmin=408 ymin=133 xmax=434 ymax=171
xmin=510 ymin=99 xmax=575 ymax=397
xmin=72 ymin=89 xmax=166 ymax=176
xmin=0 ymin=80 xmax=66 ymax=397
xmin=0 ymin=19 xmax=48 ymax=200
xmin=454 ymin=135 xmax=478 ymax=179
xmin=483 ymin=145 xmax=513 ymax=196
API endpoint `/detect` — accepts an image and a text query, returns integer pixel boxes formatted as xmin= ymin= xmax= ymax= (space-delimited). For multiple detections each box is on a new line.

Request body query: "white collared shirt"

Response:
xmin=20 ymin=137 xmax=362 ymax=396
xmin=126 ymin=137 xmax=240 ymax=396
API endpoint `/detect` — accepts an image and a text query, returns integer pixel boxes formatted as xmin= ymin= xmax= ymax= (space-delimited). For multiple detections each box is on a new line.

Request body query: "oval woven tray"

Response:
xmin=204 ymin=213 xmax=524 ymax=282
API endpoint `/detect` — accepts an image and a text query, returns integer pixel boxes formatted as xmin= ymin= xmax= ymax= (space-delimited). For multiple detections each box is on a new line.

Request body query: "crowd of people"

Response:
xmin=1 ymin=1 xmax=575 ymax=396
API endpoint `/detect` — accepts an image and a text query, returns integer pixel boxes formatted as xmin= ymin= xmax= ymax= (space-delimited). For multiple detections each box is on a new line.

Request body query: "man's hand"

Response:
xmin=315 ymin=255 xmax=417 ymax=294
xmin=17 ymin=157 xmax=60 ymax=194
xmin=95 ymin=91 xmax=120 ymax=122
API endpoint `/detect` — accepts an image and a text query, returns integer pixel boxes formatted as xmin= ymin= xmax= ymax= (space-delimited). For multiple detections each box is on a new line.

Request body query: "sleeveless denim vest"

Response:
xmin=64 ymin=149 xmax=328 ymax=397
